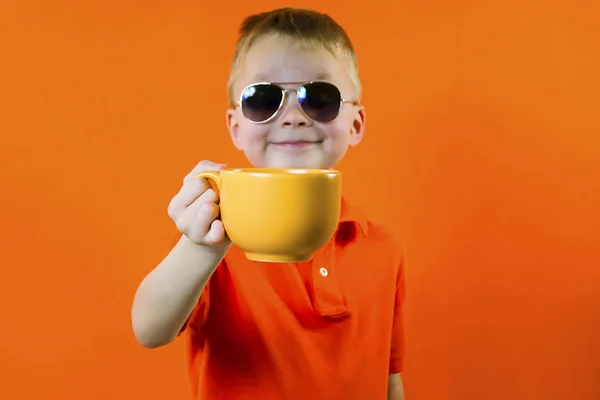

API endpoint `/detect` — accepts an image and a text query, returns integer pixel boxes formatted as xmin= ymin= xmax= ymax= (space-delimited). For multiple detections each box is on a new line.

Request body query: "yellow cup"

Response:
xmin=196 ymin=168 xmax=342 ymax=263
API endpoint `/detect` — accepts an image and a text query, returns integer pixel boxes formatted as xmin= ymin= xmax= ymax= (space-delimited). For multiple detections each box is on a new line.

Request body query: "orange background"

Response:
xmin=1 ymin=0 xmax=599 ymax=399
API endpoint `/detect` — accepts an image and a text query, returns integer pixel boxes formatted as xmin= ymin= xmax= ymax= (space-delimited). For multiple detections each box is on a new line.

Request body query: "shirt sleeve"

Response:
xmin=389 ymin=254 xmax=407 ymax=373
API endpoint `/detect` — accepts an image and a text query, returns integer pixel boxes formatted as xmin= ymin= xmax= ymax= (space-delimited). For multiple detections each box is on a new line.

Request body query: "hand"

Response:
xmin=168 ymin=160 xmax=230 ymax=247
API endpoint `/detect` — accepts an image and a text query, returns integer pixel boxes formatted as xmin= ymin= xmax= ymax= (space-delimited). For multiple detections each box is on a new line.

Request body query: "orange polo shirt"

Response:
xmin=179 ymin=197 xmax=406 ymax=400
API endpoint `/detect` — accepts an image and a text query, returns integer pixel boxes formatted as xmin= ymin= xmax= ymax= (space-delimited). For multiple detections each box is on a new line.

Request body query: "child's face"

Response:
xmin=226 ymin=34 xmax=365 ymax=169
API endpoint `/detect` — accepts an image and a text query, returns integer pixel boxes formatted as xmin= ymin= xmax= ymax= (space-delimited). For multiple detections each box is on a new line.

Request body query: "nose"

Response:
xmin=279 ymin=88 xmax=311 ymax=127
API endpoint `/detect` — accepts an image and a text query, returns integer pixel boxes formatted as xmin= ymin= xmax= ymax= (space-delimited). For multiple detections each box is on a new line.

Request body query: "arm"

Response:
xmin=131 ymin=160 xmax=230 ymax=348
xmin=131 ymin=234 xmax=229 ymax=348
xmin=389 ymin=247 xmax=407 ymax=399
xmin=387 ymin=373 xmax=405 ymax=400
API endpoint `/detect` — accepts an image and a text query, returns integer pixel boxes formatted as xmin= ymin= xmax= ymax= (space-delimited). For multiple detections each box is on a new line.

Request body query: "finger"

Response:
xmin=168 ymin=180 xmax=207 ymax=219
xmin=179 ymin=177 xmax=212 ymax=208
xmin=204 ymin=219 xmax=226 ymax=245
xmin=185 ymin=188 xmax=219 ymax=217
xmin=183 ymin=160 xmax=227 ymax=184
xmin=191 ymin=202 xmax=220 ymax=238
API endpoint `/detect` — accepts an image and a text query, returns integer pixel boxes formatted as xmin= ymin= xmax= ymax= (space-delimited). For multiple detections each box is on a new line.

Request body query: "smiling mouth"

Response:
xmin=271 ymin=140 xmax=323 ymax=147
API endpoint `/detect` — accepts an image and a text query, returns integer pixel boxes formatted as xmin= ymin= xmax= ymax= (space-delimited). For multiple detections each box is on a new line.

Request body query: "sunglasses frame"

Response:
xmin=233 ymin=81 xmax=360 ymax=124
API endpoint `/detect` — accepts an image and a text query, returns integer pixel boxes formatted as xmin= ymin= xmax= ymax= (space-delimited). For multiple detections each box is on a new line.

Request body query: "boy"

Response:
xmin=131 ymin=7 xmax=406 ymax=400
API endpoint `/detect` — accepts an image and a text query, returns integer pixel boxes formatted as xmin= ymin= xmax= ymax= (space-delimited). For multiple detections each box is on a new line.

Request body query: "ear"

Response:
xmin=349 ymin=105 xmax=366 ymax=147
xmin=226 ymin=107 xmax=244 ymax=150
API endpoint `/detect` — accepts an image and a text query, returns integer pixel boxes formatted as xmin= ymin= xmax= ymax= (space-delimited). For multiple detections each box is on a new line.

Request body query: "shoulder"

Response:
xmin=365 ymin=219 xmax=399 ymax=245
xmin=339 ymin=218 xmax=405 ymax=290
xmin=339 ymin=215 xmax=405 ymax=300
xmin=361 ymin=220 xmax=407 ymax=299
xmin=341 ymin=197 xmax=405 ymax=264
xmin=363 ymin=218 xmax=405 ymax=268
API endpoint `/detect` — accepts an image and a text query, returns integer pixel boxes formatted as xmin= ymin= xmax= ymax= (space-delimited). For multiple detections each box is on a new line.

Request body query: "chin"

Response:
xmin=264 ymin=158 xmax=328 ymax=170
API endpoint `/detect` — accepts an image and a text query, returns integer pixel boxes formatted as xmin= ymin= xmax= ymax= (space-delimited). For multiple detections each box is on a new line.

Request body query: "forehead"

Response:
xmin=238 ymin=34 xmax=351 ymax=87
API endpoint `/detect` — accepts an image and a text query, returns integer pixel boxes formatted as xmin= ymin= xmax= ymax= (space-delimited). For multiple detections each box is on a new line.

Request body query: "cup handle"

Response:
xmin=196 ymin=170 xmax=221 ymax=189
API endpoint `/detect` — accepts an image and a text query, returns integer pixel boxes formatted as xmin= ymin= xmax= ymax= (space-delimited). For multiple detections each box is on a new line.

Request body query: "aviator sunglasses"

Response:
xmin=233 ymin=81 xmax=359 ymax=124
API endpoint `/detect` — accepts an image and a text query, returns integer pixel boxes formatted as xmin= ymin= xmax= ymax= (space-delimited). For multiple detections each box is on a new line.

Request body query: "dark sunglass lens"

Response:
xmin=241 ymin=84 xmax=283 ymax=122
xmin=299 ymin=82 xmax=342 ymax=122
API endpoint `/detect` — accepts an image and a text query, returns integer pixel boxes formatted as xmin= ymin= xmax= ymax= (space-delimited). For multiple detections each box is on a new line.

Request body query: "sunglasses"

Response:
xmin=234 ymin=81 xmax=359 ymax=124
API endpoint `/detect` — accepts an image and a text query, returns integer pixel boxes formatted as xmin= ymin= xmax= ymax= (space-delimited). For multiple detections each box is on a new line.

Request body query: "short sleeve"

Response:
xmin=389 ymin=254 xmax=407 ymax=373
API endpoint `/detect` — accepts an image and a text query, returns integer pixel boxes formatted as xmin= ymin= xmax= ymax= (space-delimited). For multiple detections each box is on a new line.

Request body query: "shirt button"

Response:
xmin=319 ymin=267 xmax=329 ymax=277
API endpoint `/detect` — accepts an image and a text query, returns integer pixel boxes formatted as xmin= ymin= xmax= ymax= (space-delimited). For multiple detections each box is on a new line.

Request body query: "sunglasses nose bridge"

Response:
xmin=276 ymin=87 xmax=312 ymax=125
xmin=279 ymin=87 xmax=303 ymax=107
xmin=281 ymin=87 xmax=298 ymax=100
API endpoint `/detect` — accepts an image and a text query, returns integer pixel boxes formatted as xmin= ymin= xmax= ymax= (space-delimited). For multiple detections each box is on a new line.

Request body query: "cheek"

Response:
xmin=323 ymin=120 xmax=352 ymax=142
xmin=239 ymin=123 xmax=269 ymax=145
xmin=324 ymin=109 xmax=355 ymax=139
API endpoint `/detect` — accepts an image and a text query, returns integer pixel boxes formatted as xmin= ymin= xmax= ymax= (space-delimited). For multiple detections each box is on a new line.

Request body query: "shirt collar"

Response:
xmin=338 ymin=196 xmax=369 ymax=236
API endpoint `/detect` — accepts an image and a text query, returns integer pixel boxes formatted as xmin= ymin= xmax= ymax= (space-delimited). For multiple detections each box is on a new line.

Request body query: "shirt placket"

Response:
xmin=309 ymin=238 xmax=350 ymax=318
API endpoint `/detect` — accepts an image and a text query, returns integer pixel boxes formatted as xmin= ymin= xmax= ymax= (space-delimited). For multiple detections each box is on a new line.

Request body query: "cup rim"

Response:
xmin=222 ymin=168 xmax=340 ymax=176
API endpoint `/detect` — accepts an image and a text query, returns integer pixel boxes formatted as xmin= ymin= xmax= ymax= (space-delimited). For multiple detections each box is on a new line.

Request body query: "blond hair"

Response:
xmin=227 ymin=8 xmax=362 ymax=104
